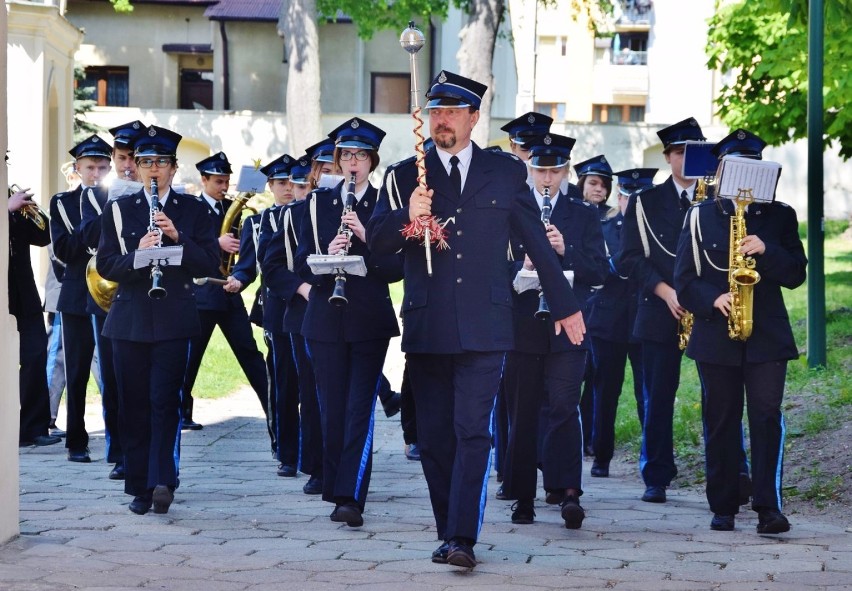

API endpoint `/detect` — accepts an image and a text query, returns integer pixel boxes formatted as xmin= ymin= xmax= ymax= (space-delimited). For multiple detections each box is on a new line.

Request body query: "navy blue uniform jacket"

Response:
xmin=587 ymin=211 xmax=641 ymax=344
xmin=96 ymin=189 xmax=220 ymax=342
xmin=8 ymin=208 xmax=50 ymax=317
xmin=78 ymin=185 xmax=115 ymax=317
xmin=230 ymin=211 xmax=264 ymax=327
xmin=263 ymin=200 xmax=309 ymax=335
xmin=509 ymin=191 xmax=607 ymax=354
xmin=50 ymin=186 xmax=107 ymax=316
xmin=674 ymin=199 xmax=806 ymax=366
xmin=192 ymin=196 xmax=247 ymax=312
xmin=294 ymin=183 xmax=403 ymax=343
xmin=618 ymin=176 xmax=686 ymax=344
xmin=367 ymin=144 xmax=581 ymax=354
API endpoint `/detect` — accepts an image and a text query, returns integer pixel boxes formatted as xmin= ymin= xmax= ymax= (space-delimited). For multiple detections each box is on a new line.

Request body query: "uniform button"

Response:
xmin=456 ymin=230 xmax=463 ymax=236
xmin=456 ymin=253 xmax=462 ymax=259
xmin=491 ymin=199 xmax=496 ymax=205
xmin=456 ymin=277 xmax=463 ymax=284
xmin=456 ymin=207 xmax=462 ymax=213
xmin=712 ymin=243 xmax=717 ymax=247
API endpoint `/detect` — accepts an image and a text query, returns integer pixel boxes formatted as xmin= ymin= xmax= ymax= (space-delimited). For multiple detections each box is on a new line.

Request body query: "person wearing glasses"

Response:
xmin=293 ymin=118 xmax=403 ymax=528
xmin=49 ymin=135 xmax=113 ymax=465
xmin=180 ymin=152 xmax=270 ymax=435
xmin=96 ymin=126 xmax=219 ymax=515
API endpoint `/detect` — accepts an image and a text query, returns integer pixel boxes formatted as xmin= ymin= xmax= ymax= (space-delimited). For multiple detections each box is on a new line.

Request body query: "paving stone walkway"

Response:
xmin=6 ymin=387 xmax=852 ymax=591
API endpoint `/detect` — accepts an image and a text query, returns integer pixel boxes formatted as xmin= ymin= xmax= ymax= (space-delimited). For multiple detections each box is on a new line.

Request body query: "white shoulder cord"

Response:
xmin=386 ymin=169 xmax=402 ymax=211
xmin=309 ymin=195 xmax=323 ymax=255
xmin=689 ymin=207 xmax=703 ymax=277
xmin=111 ymin=200 xmax=127 ymax=255
xmin=269 ymin=207 xmax=279 ymax=234
xmin=282 ymin=207 xmax=297 ymax=272
xmin=636 ymin=194 xmax=676 ymax=258
xmin=251 ymin=215 xmax=262 ymax=276
xmin=87 ymin=188 xmax=103 ymax=216
xmin=56 ymin=200 xmax=74 ymax=235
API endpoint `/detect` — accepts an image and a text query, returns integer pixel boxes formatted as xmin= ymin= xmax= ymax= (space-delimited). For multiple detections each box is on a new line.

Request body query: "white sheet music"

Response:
xmin=716 ymin=156 xmax=781 ymax=203
xmin=133 ymin=245 xmax=184 ymax=270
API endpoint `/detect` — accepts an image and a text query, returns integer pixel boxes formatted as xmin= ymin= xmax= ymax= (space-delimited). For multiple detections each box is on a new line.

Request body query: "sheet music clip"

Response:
xmin=513 ymin=269 xmax=574 ymax=293
xmin=307 ymin=254 xmax=367 ymax=277
xmin=133 ymin=245 xmax=184 ymax=270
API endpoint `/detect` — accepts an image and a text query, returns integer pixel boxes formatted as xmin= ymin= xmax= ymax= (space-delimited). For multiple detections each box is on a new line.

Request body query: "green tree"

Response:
xmin=707 ymin=0 xmax=852 ymax=159
xmin=73 ymin=65 xmax=102 ymax=143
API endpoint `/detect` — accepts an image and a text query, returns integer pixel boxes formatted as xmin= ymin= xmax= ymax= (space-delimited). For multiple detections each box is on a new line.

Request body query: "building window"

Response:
xmin=180 ymin=69 xmax=213 ymax=109
xmin=593 ymin=104 xmax=646 ymax=123
xmin=371 ymin=73 xmax=410 ymax=114
xmin=79 ymin=66 xmax=129 ymax=107
xmin=561 ymin=37 xmax=567 ymax=57
xmin=611 ymin=32 xmax=648 ymax=65
xmin=535 ymin=103 xmax=566 ymax=121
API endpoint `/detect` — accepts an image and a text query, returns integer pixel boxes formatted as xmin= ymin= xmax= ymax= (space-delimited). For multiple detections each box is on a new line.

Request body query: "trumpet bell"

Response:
xmin=85 ymin=256 xmax=118 ymax=313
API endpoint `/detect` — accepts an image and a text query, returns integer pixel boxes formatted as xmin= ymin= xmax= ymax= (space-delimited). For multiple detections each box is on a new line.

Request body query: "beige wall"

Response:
xmin=212 ymin=20 xmax=284 ymax=112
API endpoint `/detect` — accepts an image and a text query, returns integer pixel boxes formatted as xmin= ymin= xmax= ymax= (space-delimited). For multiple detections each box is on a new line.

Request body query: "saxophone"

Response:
xmin=727 ymin=189 xmax=760 ymax=340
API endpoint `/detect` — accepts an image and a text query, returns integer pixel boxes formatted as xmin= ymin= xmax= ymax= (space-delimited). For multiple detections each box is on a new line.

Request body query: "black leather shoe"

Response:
xmin=21 ymin=435 xmax=62 ymax=447
xmin=129 ymin=495 xmax=152 ymax=515
xmin=446 ymin=539 xmax=476 ymax=568
xmin=109 ymin=463 xmax=125 ymax=480
xmin=739 ymin=472 xmax=752 ymax=506
xmin=545 ymin=489 xmax=565 ymax=505
xmin=757 ymin=509 xmax=790 ymax=534
xmin=560 ymin=495 xmax=585 ymax=529
xmin=382 ymin=391 xmax=401 ymax=418
xmin=330 ymin=502 xmax=363 ymax=527
xmin=495 ymin=485 xmax=508 ymax=500
xmin=584 ymin=444 xmax=595 ymax=457
xmin=591 ymin=461 xmax=609 ymax=478
xmin=510 ymin=500 xmax=536 ymax=524
xmin=181 ymin=418 xmax=203 ymax=431
xmin=67 ymin=448 xmax=91 ymax=463
xmin=431 ymin=541 xmax=450 ymax=564
xmin=152 ymin=485 xmax=174 ymax=514
xmin=277 ymin=463 xmax=297 ymax=477
xmin=404 ymin=443 xmax=421 ymax=461
xmin=48 ymin=422 xmax=66 ymax=438
xmin=302 ymin=475 xmax=323 ymax=495
xmin=710 ymin=514 xmax=735 ymax=531
xmin=641 ymin=485 xmax=666 ymax=503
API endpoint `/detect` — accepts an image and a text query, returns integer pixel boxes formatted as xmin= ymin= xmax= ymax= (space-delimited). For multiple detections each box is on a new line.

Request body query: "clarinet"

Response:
xmin=328 ymin=173 xmax=356 ymax=306
xmin=534 ymin=187 xmax=552 ymax=320
xmin=148 ymin=178 xmax=167 ymax=299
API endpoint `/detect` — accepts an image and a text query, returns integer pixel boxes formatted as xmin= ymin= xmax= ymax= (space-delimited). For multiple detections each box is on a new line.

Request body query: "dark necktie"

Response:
xmin=449 ymin=155 xmax=462 ymax=196
xmin=215 ymin=201 xmax=225 ymax=217
xmin=680 ymin=189 xmax=691 ymax=210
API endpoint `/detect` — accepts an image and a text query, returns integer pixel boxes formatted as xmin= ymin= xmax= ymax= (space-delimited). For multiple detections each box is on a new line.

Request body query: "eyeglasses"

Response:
xmin=339 ymin=150 xmax=370 ymax=162
xmin=138 ymin=157 xmax=174 ymax=169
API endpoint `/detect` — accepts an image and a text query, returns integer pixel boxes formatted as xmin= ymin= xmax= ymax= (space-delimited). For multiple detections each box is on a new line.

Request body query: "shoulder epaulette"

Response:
xmin=387 ymin=154 xmax=418 ymax=171
xmin=491 ymin=150 xmax=521 ymax=163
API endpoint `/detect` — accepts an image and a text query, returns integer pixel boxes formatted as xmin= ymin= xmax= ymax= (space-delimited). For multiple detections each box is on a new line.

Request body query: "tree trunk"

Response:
xmin=456 ymin=0 xmax=505 ymax=147
xmin=279 ymin=0 xmax=323 ymax=155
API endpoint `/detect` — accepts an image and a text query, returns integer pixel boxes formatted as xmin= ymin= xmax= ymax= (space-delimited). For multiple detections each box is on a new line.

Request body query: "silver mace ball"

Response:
xmin=400 ymin=21 xmax=425 ymax=55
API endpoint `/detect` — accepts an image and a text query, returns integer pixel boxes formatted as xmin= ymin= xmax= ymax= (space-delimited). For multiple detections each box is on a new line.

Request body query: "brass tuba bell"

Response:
xmin=86 ymin=256 xmax=118 ymax=313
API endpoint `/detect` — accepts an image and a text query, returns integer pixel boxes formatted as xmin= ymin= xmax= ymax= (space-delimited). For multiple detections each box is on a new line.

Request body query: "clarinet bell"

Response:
xmin=328 ymin=275 xmax=348 ymax=307
xmin=534 ymin=292 xmax=551 ymax=320
xmin=148 ymin=267 xmax=167 ymax=300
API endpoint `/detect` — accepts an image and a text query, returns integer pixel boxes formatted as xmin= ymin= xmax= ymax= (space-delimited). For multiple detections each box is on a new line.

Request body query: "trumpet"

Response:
xmin=534 ymin=187 xmax=552 ymax=320
xmin=329 ymin=173 xmax=356 ymax=306
xmin=9 ymin=184 xmax=48 ymax=231
xmin=148 ymin=178 xmax=167 ymax=300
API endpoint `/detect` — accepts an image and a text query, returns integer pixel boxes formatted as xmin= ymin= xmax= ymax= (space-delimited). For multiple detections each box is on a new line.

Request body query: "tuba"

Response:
xmin=218 ymin=192 xmax=257 ymax=277
xmin=727 ymin=189 xmax=760 ymax=340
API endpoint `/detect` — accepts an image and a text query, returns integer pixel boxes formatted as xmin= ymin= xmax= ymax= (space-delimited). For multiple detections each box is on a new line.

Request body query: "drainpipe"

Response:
xmin=220 ymin=21 xmax=230 ymax=110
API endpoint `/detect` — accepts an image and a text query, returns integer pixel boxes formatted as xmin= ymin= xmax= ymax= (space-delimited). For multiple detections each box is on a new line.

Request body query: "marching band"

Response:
xmin=9 ymin=69 xmax=807 ymax=566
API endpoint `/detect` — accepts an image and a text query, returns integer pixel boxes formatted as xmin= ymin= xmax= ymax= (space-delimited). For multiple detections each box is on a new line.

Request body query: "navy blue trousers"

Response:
xmin=291 ymin=333 xmax=322 ymax=476
xmin=639 ymin=339 xmax=682 ymax=487
xmin=269 ymin=331 xmax=299 ymax=465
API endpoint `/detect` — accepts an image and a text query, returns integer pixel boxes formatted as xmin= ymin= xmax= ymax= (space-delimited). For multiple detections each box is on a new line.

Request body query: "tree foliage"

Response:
xmin=707 ymin=0 xmax=852 ymax=159
xmin=108 ymin=0 xmax=133 ymax=13
xmin=73 ymin=65 xmax=102 ymax=143
xmin=316 ymin=0 xmax=454 ymax=39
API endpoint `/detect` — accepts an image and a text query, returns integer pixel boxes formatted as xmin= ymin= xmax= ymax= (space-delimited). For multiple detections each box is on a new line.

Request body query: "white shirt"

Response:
xmin=674 ymin=179 xmax=697 ymax=202
xmin=435 ymin=142 xmax=473 ymax=194
xmin=201 ymin=192 xmax=220 ymax=212
xmin=144 ymin=187 xmax=171 ymax=208
xmin=339 ymin=182 xmax=369 ymax=204
xmin=533 ymin=187 xmax=561 ymax=212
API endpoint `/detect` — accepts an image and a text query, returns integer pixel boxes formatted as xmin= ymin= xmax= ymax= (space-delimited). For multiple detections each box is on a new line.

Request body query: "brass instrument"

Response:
xmin=677 ymin=178 xmax=713 ymax=351
xmin=148 ymin=178 xmax=167 ymax=299
xmin=329 ymin=174 xmax=357 ymax=306
xmin=86 ymin=257 xmax=117 ymax=312
xmin=534 ymin=187 xmax=552 ymax=320
xmin=218 ymin=192 xmax=257 ymax=277
xmin=728 ymin=189 xmax=760 ymax=340
xmin=9 ymin=184 xmax=48 ymax=231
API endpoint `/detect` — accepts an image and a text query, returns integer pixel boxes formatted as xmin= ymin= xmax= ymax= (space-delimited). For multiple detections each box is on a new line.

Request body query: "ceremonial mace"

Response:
xmin=399 ymin=21 xmax=448 ymax=276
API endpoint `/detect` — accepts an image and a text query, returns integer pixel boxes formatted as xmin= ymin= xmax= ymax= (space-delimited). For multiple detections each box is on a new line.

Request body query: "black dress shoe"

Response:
xmin=20 ymin=435 xmax=62 ymax=447
xmin=710 ymin=514 xmax=735 ymax=531
xmin=277 ymin=463 xmax=297 ymax=477
xmin=590 ymin=461 xmax=609 ymax=478
xmin=510 ymin=500 xmax=536 ymax=524
xmin=302 ymin=475 xmax=323 ymax=495
xmin=381 ymin=391 xmax=401 ymax=418
xmin=330 ymin=502 xmax=363 ymax=527
xmin=584 ymin=444 xmax=595 ymax=457
xmin=404 ymin=443 xmax=421 ymax=461
xmin=560 ymin=495 xmax=585 ymax=530
xmin=48 ymin=422 xmax=66 ymax=438
xmin=446 ymin=538 xmax=476 ymax=568
xmin=431 ymin=541 xmax=450 ymax=564
xmin=756 ymin=509 xmax=790 ymax=534
xmin=152 ymin=485 xmax=174 ymax=514
xmin=495 ymin=485 xmax=508 ymax=500
xmin=109 ymin=463 xmax=125 ymax=480
xmin=544 ymin=489 xmax=566 ymax=505
xmin=67 ymin=448 xmax=91 ymax=463
xmin=181 ymin=418 xmax=203 ymax=431
xmin=129 ymin=495 xmax=152 ymax=515
xmin=641 ymin=485 xmax=666 ymax=503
